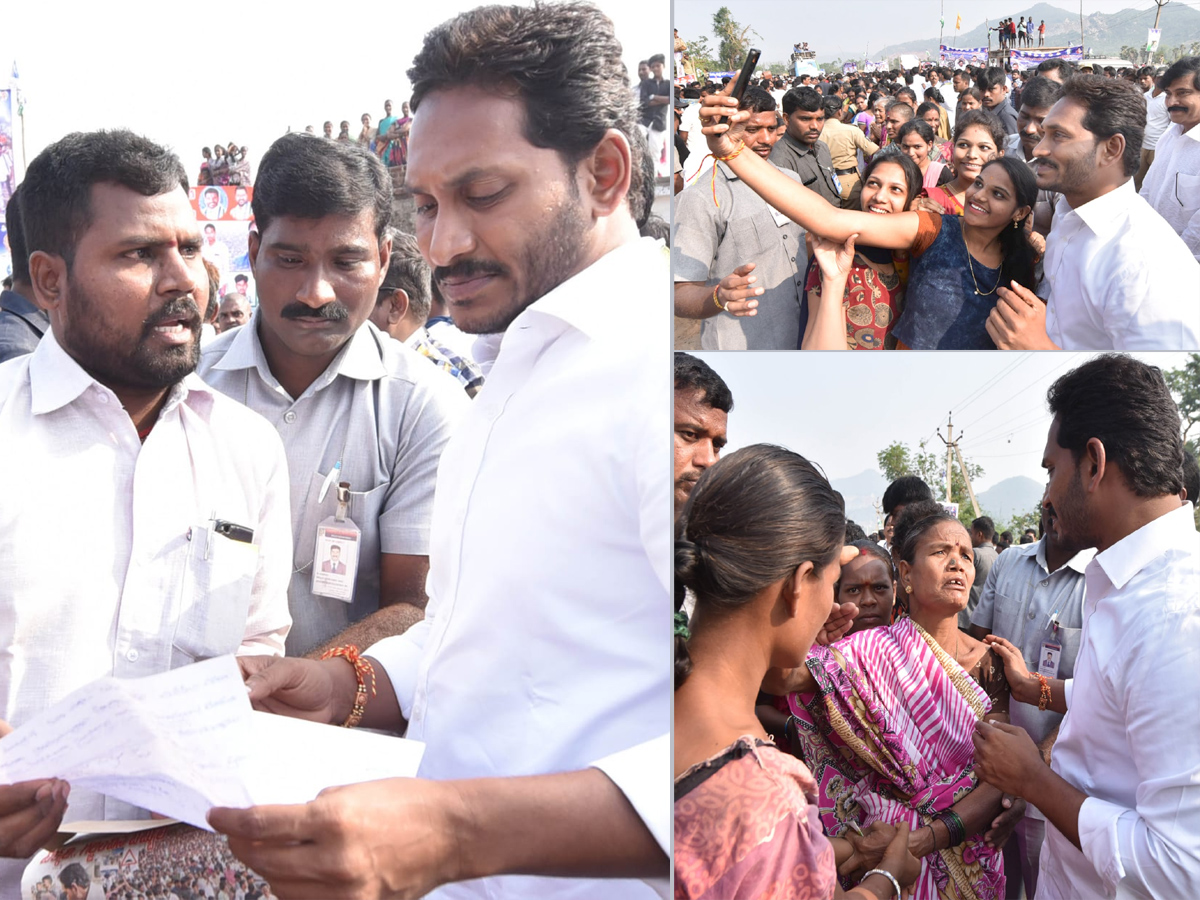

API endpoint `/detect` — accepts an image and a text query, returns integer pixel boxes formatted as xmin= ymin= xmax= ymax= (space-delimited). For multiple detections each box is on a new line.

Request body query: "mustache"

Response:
xmin=142 ymin=296 xmax=201 ymax=333
xmin=1168 ymin=106 xmax=1190 ymax=113
xmin=279 ymin=302 xmax=350 ymax=321
xmin=433 ymin=259 xmax=509 ymax=283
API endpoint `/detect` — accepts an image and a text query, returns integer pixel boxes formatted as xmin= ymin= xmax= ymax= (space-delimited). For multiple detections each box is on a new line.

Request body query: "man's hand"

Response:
xmin=985 ymin=283 xmax=1058 ymax=350
xmin=839 ymin=821 xmax=895 ymax=877
xmin=0 ymin=779 xmax=69 ymax=859
xmin=210 ymin=778 xmax=464 ymax=900
xmin=983 ymin=793 xmax=1027 ymax=849
xmin=238 ymin=656 xmax=347 ymax=725
xmin=971 ymin=720 xmax=1046 ymax=799
xmin=714 ymin=264 xmax=764 ymax=317
xmin=981 ymin=635 xmax=1036 ymax=705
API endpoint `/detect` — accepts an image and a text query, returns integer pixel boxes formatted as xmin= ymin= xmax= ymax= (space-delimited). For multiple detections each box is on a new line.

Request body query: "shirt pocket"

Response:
xmin=173 ymin=523 xmax=258 ymax=661
xmin=990 ymin=587 xmax=1024 ymax=647
xmin=1053 ymin=625 xmax=1083 ymax=679
xmin=295 ymin=471 xmax=389 ymax=579
xmin=731 ymin=209 xmax=788 ymax=262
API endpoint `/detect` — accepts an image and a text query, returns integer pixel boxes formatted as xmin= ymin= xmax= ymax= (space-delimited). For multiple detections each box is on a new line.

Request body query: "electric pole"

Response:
xmin=937 ymin=413 xmax=981 ymax=519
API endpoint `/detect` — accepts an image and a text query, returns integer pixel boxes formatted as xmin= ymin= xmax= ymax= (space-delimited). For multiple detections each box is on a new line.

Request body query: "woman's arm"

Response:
xmin=907 ymin=780 xmax=1022 ymax=858
xmin=699 ymin=93 xmax=921 ymax=249
xmin=802 ymin=234 xmax=858 ymax=350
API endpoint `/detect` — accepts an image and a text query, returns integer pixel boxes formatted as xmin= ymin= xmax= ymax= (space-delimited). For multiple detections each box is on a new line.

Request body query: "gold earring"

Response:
xmin=905 ymin=584 xmax=912 ymax=594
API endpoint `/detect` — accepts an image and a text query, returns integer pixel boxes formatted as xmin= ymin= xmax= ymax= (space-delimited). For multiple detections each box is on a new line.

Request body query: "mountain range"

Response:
xmin=872 ymin=2 xmax=1200 ymax=60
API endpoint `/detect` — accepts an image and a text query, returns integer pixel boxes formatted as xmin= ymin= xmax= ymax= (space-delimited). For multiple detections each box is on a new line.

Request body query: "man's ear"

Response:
xmin=28 ymin=251 xmax=66 ymax=313
xmin=386 ymin=289 xmax=410 ymax=325
xmin=578 ymin=129 xmax=633 ymax=218
xmin=1083 ymin=437 xmax=1107 ymax=493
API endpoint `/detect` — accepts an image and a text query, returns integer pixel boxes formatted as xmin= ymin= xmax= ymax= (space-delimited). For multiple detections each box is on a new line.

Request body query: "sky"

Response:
xmin=689 ymin=352 xmax=1194 ymax=493
xmin=674 ymin=0 xmax=1184 ymax=64
xmin=0 ymin=0 xmax=668 ymax=182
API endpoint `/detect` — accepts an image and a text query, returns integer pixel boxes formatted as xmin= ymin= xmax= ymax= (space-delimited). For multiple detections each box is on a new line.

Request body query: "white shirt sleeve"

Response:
xmin=590 ymin=733 xmax=671 ymax=855
xmin=367 ymin=616 xmax=433 ymax=721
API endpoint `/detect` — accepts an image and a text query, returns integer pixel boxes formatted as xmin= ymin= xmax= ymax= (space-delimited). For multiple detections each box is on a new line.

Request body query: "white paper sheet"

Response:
xmin=0 ymin=656 xmax=425 ymax=831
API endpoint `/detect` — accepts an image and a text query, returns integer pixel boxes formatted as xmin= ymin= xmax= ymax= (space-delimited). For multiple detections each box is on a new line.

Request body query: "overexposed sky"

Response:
xmin=2 ymin=0 xmax=668 ymax=182
xmin=689 ymin=352 xmax=1194 ymax=493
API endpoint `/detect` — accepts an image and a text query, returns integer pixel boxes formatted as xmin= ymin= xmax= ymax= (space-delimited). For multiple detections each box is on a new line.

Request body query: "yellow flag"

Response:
xmin=956 ymin=14 xmax=962 ymax=29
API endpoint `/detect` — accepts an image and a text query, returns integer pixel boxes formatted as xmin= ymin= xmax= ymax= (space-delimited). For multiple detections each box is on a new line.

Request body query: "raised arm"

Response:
xmin=700 ymin=91 xmax=921 ymax=249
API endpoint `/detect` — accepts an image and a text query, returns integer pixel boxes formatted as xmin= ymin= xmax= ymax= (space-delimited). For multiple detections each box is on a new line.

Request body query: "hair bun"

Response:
xmin=675 ymin=539 xmax=704 ymax=587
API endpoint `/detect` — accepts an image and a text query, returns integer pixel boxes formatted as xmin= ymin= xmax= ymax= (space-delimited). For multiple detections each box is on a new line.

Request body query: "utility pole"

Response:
xmin=1079 ymin=0 xmax=1085 ymax=51
xmin=937 ymin=413 xmax=981 ymax=519
xmin=1151 ymin=0 xmax=1169 ymax=64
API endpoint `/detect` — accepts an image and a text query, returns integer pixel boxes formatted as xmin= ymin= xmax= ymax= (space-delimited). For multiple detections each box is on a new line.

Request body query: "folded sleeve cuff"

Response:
xmin=1063 ymin=677 xmax=1073 ymax=709
xmin=591 ymin=733 xmax=671 ymax=855
xmin=1078 ymin=796 xmax=1130 ymax=892
xmin=367 ymin=618 xmax=432 ymax=722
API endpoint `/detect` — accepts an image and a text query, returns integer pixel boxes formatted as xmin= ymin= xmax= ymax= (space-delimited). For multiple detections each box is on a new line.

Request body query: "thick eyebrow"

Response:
xmin=406 ymin=166 xmax=506 ymax=196
xmin=264 ymin=240 xmax=371 ymax=255
xmin=115 ymin=235 xmax=197 ymax=249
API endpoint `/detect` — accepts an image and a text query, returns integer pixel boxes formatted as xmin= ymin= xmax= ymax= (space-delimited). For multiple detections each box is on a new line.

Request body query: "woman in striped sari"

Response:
xmin=767 ymin=501 xmax=1015 ymax=900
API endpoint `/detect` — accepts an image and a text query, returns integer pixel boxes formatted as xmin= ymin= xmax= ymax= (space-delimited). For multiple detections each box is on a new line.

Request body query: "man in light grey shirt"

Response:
xmin=961 ymin=515 xmax=998 ymax=630
xmin=969 ymin=518 xmax=1094 ymax=899
xmin=199 ymin=134 xmax=467 ymax=657
xmin=673 ymin=87 xmax=806 ymax=349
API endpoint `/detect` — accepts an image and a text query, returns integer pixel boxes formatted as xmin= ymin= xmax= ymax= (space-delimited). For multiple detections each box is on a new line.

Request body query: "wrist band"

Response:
xmin=712 ymin=285 xmax=727 ymax=311
xmin=320 ymin=645 xmax=377 ymax=728
xmin=706 ymin=140 xmax=747 ymax=206
xmin=936 ymin=809 xmax=966 ymax=847
xmin=1037 ymin=673 xmax=1051 ymax=711
xmin=862 ymin=868 xmax=901 ymax=900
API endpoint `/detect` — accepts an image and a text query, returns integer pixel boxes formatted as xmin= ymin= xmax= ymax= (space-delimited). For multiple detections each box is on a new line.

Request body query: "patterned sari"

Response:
xmin=675 ymin=736 xmax=837 ymax=899
xmin=789 ymin=618 xmax=1004 ymax=900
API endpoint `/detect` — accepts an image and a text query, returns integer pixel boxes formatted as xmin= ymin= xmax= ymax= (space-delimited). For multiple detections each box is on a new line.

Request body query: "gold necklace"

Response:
xmin=960 ymin=222 xmax=1001 ymax=296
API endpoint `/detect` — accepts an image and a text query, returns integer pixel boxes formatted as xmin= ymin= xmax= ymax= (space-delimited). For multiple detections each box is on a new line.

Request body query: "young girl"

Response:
xmin=923 ymin=109 xmax=1005 ymax=215
xmin=840 ymin=541 xmax=897 ymax=635
xmin=897 ymin=119 xmax=952 ymax=192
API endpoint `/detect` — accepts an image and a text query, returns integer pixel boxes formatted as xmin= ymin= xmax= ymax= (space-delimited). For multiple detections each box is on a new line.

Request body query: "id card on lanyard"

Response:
xmin=311 ymin=482 xmax=360 ymax=603
xmin=1038 ymin=611 xmax=1062 ymax=678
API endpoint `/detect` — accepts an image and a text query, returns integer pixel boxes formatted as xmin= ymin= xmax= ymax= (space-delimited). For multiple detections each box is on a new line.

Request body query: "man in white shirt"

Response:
xmin=0 ymin=130 xmax=292 ymax=892
xmin=972 ymin=353 xmax=1200 ymax=899
xmin=1135 ymin=65 xmax=1170 ymax=190
xmin=1140 ymin=56 xmax=1200 ymax=260
xmin=987 ymin=75 xmax=1200 ymax=350
xmin=199 ymin=134 xmax=466 ymax=658
xmin=209 ymin=5 xmax=669 ymax=899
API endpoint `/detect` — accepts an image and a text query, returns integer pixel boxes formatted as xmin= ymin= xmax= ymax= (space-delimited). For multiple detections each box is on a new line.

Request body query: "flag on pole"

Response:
xmin=956 ymin=14 xmax=962 ymax=30
xmin=9 ymin=62 xmax=16 ymax=81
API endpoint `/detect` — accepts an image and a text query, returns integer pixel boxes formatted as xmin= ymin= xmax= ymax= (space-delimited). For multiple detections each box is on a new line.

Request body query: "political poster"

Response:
xmin=1009 ymin=45 xmax=1084 ymax=70
xmin=189 ymin=185 xmax=256 ymax=303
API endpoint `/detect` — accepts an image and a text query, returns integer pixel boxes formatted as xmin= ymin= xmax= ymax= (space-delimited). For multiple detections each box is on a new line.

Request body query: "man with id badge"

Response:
xmin=968 ymin=512 xmax=1093 ymax=898
xmin=200 ymin=135 xmax=467 ymax=658
xmin=0 ymin=130 xmax=293 ymax=893
xmin=674 ymin=87 xmax=807 ymax=349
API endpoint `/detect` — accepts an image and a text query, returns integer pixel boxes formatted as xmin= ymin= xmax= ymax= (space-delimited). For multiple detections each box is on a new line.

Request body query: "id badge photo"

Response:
xmin=311 ymin=482 xmax=360 ymax=603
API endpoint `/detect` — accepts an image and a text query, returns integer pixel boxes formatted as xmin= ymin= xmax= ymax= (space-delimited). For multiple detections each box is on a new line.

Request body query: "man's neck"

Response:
xmin=1063 ymin=174 xmax=1129 ymax=210
xmin=787 ymin=132 xmax=816 ymax=150
xmin=1095 ymin=494 xmax=1184 ymax=554
xmin=257 ymin=319 xmax=341 ymax=401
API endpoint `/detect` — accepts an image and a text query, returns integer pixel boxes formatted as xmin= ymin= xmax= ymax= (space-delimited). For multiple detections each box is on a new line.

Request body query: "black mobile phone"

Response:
xmin=722 ymin=48 xmax=761 ymax=123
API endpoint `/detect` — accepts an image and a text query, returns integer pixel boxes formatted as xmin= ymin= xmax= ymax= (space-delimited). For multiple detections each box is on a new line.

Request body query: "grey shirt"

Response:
xmin=970 ymin=538 xmax=1094 ymax=820
xmin=0 ymin=289 xmax=49 ymax=364
xmin=198 ymin=320 xmax=467 ymax=655
xmin=988 ymin=97 xmax=1018 ymax=135
xmin=768 ymin=132 xmax=841 ymax=207
xmin=673 ymin=161 xmax=806 ymax=349
xmin=961 ymin=542 xmax=998 ymax=629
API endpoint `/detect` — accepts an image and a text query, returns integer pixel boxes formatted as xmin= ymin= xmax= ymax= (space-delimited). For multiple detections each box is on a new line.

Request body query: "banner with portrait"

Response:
xmin=938 ymin=45 xmax=988 ymax=66
xmin=189 ymin=185 xmax=256 ymax=303
xmin=1009 ymin=45 xmax=1084 ymax=70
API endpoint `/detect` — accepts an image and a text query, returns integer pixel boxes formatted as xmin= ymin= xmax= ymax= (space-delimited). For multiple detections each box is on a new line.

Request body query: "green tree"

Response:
xmin=1119 ymin=45 xmax=1139 ymax=64
xmin=712 ymin=6 xmax=760 ymax=71
xmin=1165 ymin=353 xmax=1200 ymax=456
xmin=1003 ymin=501 xmax=1044 ymax=541
xmin=876 ymin=440 xmax=986 ymax=529
xmin=686 ymin=36 xmax=718 ymax=75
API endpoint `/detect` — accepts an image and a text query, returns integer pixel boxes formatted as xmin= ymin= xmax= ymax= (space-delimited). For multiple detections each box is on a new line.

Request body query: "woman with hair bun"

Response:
xmin=674 ymin=444 xmax=920 ymax=900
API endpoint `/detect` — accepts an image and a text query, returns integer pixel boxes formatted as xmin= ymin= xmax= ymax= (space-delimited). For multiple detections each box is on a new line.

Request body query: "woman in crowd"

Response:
xmin=897 ymin=120 xmax=952 ymax=192
xmin=209 ymin=143 xmax=229 ymax=186
xmin=198 ymin=147 xmax=213 ymax=186
xmin=924 ymin=110 xmax=1005 ymax=216
xmin=918 ymin=97 xmax=951 ymax=142
xmin=675 ymin=445 xmax=921 ymax=900
xmin=958 ymin=87 xmax=984 ymax=112
xmin=802 ymin=151 xmax=922 ymax=350
xmin=768 ymin=501 xmax=1015 ymax=900
xmin=357 ymin=112 xmax=375 ymax=151
xmin=867 ymin=93 xmax=890 ymax=145
xmin=840 ymin=541 xmax=897 ymax=636
xmin=699 ymin=92 xmax=1036 ymax=351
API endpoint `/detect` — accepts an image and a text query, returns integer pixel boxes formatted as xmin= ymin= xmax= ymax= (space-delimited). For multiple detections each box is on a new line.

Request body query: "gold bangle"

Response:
xmin=712 ymin=285 xmax=727 ymax=311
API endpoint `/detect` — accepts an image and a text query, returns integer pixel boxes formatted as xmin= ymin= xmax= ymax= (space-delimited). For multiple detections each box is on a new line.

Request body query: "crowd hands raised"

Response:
xmin=673 ymin=352 xmax=1200 ymax=899
xmin=673 ymin=54 xmax=1200 ymax=351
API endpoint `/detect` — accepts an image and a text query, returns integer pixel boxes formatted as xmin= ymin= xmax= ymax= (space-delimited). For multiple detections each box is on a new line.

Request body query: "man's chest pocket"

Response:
xmin=173 ymin=524 xmax=258 ymax=661
xmin=731 ymin=209 xmax=793 ymax=262
xmin=1176 ymin=172 xmax=1200 ymax=212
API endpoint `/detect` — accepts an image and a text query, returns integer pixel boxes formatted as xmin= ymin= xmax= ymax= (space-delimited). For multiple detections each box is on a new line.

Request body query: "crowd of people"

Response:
xmin=0 ymin=4 xmax=669 ymax=899
xmin=196 ymin=143 xmax=251 ymax=187
xmin=994 ymin=17 xmax=1046 ymax=49
xmin=673 ymin=54 xmax=1200 ymax=351
xmin=673 ymin=350 xmax=1200 ymax=899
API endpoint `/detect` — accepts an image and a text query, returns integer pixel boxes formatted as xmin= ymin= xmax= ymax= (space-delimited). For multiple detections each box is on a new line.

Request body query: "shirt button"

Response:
xmin=1028 ymin=610 xmax=1037 ymax=620
xmin=98 ymin=393 xmax=109 ymax=404
xmin=283 ymin=411 xmax=297 ymax=424
xmin=126 ymin=649 xmax=139 ymax=662
xmin=790 ymin=257 xmax=796 ymax=262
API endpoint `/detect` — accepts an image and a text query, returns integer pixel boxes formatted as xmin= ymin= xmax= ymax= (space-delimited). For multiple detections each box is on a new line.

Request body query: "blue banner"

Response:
xmin=939 ymin=45 xmax=989 ymax=65
xmin=1010 ymin=45 xmax=1084 ymax=69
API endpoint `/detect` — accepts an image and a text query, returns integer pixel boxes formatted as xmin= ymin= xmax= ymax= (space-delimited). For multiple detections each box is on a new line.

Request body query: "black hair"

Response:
xmin=251 ymin=133 xmax=393 ymax=242
xmin=976 ymin=67 xmax=1008 ymax=93
xmin=59 ymin=863 xmax=90 ymax=890
xmin=648 ymin=52 xmax=665 ymax=66
xmin=882 ymin=475 xmax=933 ymax=516
xmin=782 ymin=86 xmax=823 ymax=116
xmin=20 ymin=130 xmax=188 ymax=269
xmin=4 ymin=186 xmax=29 ymax=284
xmin=862 ymin=147 xmax=923 ymax=210
xmin=675 ymin=445 xmax=846 ymax=688
xmin=1047 ymin=354 xmax=1184 ymax=497
xmin=953 ymin=108 xmax=1005 ymax=148
xmin=971 ymin=516 xmax=995 ymax=541
xmin=847 ymin=539 xmax=894 ymax=573
xmin=896 ymin=118 xmax=936 ymax=146
xmin=824 ymin=96 xmax=846 ymax=120
xmin=980 ymin=157 xmax=1039 ymax=291
xmin=845 ymin=520 xmax=867 ymax=543
xmin=1161 ymin=56 xmax=1200 ymax=93
xmin=895 ymin=86 xmax=918 ymax=105
xmin=1137 ymin=65 xmax=1157 ymax=81
xmin=674 ymin=352 xmax=733 ymax=412
xmin=740 ymin=86 xmax=776 ymax=115
xmin=379 ymin=229 xmax=431 ymax=321
xmin=1036 ymin=58 xmax=1074 ymax=79
xmin=1060 ymin=75 xmax=1145 ymax=176
xmin=407 ymin=2 xmax=649 ymax=227
xmin=1183 ymin=451 xmax=1200 ymax=504
xmin=1019 ymin=76 xmax=1064 ymax=112
xmin=891 ymin=499 xmax=964 ymax=565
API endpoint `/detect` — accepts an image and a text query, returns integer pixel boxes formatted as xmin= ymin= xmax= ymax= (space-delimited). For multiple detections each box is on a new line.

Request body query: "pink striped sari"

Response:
xmin=788 ymin=617 xmax=1004 ymax=900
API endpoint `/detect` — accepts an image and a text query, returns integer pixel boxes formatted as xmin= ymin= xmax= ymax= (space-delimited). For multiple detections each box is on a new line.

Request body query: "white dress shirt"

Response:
xmin=1038 ymin=503 xmax=1200 ymax=899
xmin=199 ymin=321 xmax=466 ymax=655
xmin=1139 ymin=120 xmax=1200 ymax=261
xmin=367 ymin=238 xmax=671 ymax=900
xmin=1042 ymin=180 xmax=1200 ymax=349
xmin=0 ymin=330 xmax=292 ymax=893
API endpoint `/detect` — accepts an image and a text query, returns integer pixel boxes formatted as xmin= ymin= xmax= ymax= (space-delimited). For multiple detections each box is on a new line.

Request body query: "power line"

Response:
xmin=950 ymin=353 xmax=1030 ymax=422
xmin=956 ymin=355 xmax=1077 ymax=435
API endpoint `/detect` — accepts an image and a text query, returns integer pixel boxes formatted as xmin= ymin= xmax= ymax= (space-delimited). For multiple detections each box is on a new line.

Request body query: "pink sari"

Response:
xmin=789 ymin=618 xmax=1004 ymax=900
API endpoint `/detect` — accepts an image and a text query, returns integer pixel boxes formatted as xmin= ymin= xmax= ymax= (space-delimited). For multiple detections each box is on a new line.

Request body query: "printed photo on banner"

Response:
xmin=189 ymin=185 xmax=256 ymax=301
